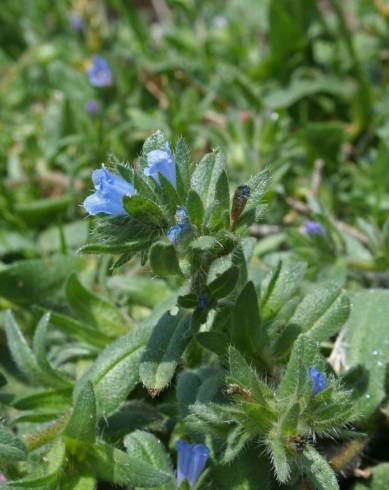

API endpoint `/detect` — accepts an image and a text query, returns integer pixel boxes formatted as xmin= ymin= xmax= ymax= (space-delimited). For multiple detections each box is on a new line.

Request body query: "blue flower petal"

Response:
xmin=86 ymin=55 xmax=112 ymax=87
xmin=176 ymin=440 xmax=192 ymax=488
xmin=83 ymin=165 xmax=135 ymax=216
xmin=308 ymin=367 xmax=327 ymax=397
xmin=187 ymin=444 xmax=210 ymax=489
xmin=144 ymin=143 xmax=176 ymax=188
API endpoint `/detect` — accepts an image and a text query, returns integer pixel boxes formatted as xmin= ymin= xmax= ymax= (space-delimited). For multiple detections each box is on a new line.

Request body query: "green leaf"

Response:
xmin=227 ymin=346 xmax=272 ymax=405
xmin=86 ymin=441 xmax=173 ymax=488
xmin=6 ymin=438 xmax=65 ymax=487
xmin=15 ymin=194 xmax=74 ymax=227
xmin=123 ymin=195 xmax=166 ymax=228
xmin=301 ymin=446 xmax=339 ymax=490
xmin=186 ymin=189 xmax=205 ymax=228
xmin=261 ymin=259 xmax=306 ymax=321
xmin=13 ymin=388 xmax=72 ymax=412
xmin=191 ymin=150 xmax=225 ymax=209
xmin=64 ymin=382 xmax=96 ymax=444
xmin=207 ymin=170 xmax=230 ymax=230
xmin=343 ymin=290 xmax=389 ymax=417
xmin=139 ymin=309 xmax=197 ymax=393
xmin=157 ymin=172 xmax=179 ymax=218
xmin=292 ymin=282 xmax=350 ymax=341
xmin=150 ymin=241 xmax=182 ymax=277
xmin=33 ymin=307 xmax=110 ymax=348
xmin=276 ymin=334 xmax=319 ymax=400
xmin=0 ymin=425 xmax=27 ymax=462
xmin=74 ymin=324 xmax=152 ymax=417
xmin=0 ymin=255 xmax=82 ymax=306
xmin=124 ymin=430 xmax=174 ymax=488
xmin=208 ymin=266 xmax=240 ymax=299
xmin=195 ymin=331 xmax=229 ymax=356
xmin=65 ymin=274 xmax=127 ymax=337
xmin=231 ymin=281 xmax=267 ymax=359
xmin=174 ymin=137 xmax=191 ymax=201
xmin=268 ymin=429 xmax=290 ymax=483
xmin=4 ymin=310 xmax=42 ymax=385
xmin=32 ymin=313 xmax=73 ymax=388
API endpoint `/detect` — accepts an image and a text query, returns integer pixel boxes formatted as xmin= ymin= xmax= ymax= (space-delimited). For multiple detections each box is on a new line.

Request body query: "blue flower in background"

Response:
xmin=69 ymin=13 xmax=84 ymax=30
xmin=198 ymin=294 xmax=207 ymax=309
xmin=85 ymin=99 xmax=100 ymax=114
xmin=144 ymin=142 xmax=176 ymax=188
xmin=83 ymin=165 xmax=135 ymax=216
xmin=308 ymin=367 xmax=327 ymax=397
xmin=304 ymin=220 xmax=325 ymax=236
xmin=86 ymin=55 xmax=112 ymax=87
xmin=176 ymin=440 xmax=209 ymax=489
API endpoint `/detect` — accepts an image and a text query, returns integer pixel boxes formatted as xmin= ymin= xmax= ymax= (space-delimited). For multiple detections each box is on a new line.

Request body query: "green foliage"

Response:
xmin=1 ymin=0 xmax=389 ymax=487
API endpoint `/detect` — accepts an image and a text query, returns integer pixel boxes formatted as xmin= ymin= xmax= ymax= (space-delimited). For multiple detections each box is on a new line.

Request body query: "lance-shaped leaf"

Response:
xmin=208 ymin=266 xmax=240 ymax=299
xmin=5 ymin=438 xmax=65 ymax=487
xmin=34 ymin=307 xmax=110 ymax=348
xmin=276 ymin=334 xmax=319 ymax=400
xmin=150 ymin=242 xmax=183 ymax=277
xmin=291 ymin=281 xmax=350 ymax=342
xmin=175 ymin=137 xmax=191 ymax=200
xmin=231 ymin=281 xmax=267 ymax=360
xmin=64 ymin=382 xmax=96 ymax=444
xmin=191 ymin=150 xmax=225 ymax=209
xmin=124 ymin=430 xmax=174 ymax=486
xmin=261 ymin=260 xmax=306 ymax=321
xmin=342 ymin=289 xmax=389 ymax=417
xmin=74 ymin=323 xmax=152 ymax=417
xmin=32 ymin=312 xmax=73 ymax=388
xmin=0 ymin=425 xmax=27 ymax=462
xmin=227 ymin=347 xmax=272 ymax=405
xmin=13 ymin=388 xmax=72 ymax=412
xmin=0 ymin=255 xmax=82 ymax=306
xmin=186 ymin=189 xmax=204 ymax=228
xmin=86 ymin=441 xmax=173 ymax=488
xmin=301 ymin=446 xmax=339 ymax=490
xmin=65 ymin=274 xmax=127 ymax=337
xmin=139 ymin=309 xmax=198 ymax=394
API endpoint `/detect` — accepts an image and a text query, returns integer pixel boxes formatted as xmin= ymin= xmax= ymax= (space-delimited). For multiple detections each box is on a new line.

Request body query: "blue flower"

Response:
xmin=176 ymin=440 xmax=209 ymax=489
xmin=144 ymin=142 xmax=176 ymax=188
xmin=198 ymin=295 xmax=207 ymax=309
xmin=85 ymin=99 xmax=100 ymax=114
xmin=83 ymin=165 xmax=135 ymax=216
xmin=69 ymin=13 xmax=84 ymax=30
xmin=308 ymin=367 xmax=327 ymax=397
xmin=303 ymin=220 xmax=325 ymax=236
xmin=167 ymin=220 xmax=192 ymax=246
xmin=86 ymin=56 xmax=112 ymax=87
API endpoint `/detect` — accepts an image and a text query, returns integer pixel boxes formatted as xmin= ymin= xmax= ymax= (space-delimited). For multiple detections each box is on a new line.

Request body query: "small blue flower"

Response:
xmin=83 ymin=165 xmax=135 ymax=216
xmin=69 ymin=13 xmax=84 ymax=30
xmin=304 ymin=220 xmax=325 ymax=236
xmin=167 ymin=220 xmax=192 ymax=246
xmin=198 ymin=295 xmax=207 ymax=309
xmin=176 ymin=440 xmax=209 ymax=489
xmin=86 ymin=55 xmax=112 ymax=87
xmin=240 ymin=185 xmax=250 ymax=199
xmin=85 ymin=99 xmax=100 ymax=114
xmin=308 ymin=367 xmax=327 ymax=397
xmin=144 ymin=142 xmax=176 ymax=189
